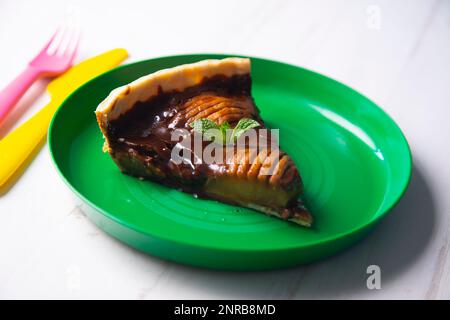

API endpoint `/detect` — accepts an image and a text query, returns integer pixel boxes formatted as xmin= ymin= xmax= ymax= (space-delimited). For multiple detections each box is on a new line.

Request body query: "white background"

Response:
xmin=0 ymin=0 xmax=449 ymax=299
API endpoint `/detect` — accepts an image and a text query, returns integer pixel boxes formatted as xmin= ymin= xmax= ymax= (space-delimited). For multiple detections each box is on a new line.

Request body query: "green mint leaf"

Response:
xmin=190 ymin=118 xmax=219 ymax=133
xmin=219 ymin=121 xmax=230 ymax=144
xmin=231 ymin=118 xmax=260 ymax=142
xmin=190 ymin=118 xmax=259 ymax=144
xmin=190 ymin=119 xmax=219 ymax=141
xmin=203 ymin=128 xmax=223 ymax=142
xmin=190 ymin=118 xmax=228 ymax=143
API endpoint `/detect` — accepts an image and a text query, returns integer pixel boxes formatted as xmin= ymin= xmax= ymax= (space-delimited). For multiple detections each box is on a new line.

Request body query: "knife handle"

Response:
xmin=0 ymin=100 xmax=57 ymax=189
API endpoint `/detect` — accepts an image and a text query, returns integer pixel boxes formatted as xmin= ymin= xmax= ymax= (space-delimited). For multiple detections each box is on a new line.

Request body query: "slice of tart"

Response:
xmin=95 ymin=58 xmax=312 ymax=227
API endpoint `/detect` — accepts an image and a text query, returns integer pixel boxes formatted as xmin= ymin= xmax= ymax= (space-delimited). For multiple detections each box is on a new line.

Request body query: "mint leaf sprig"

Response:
xmin=230 ymin=118 xmax=260 ymax=142
xmin=190 ymin=118 xmax=260 ymax=144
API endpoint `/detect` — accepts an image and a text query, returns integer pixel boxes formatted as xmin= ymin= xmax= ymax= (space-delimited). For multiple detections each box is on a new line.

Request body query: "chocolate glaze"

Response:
xmin=107 ymin=74 xmax=262 ymax=183
xmin=104 ymin=73 xmax=309 ymax=223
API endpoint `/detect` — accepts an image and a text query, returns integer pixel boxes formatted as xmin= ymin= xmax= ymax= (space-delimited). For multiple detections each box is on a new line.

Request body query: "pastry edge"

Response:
xmin=245 ymin=203 xmax=313 ymax=227
xmin=95 ymin=57 xmax=250 ymax=151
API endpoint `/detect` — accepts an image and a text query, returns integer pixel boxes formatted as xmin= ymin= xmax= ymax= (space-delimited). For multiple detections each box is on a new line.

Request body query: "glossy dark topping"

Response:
xmin=107 ymin=74 xmax=300 ymax=193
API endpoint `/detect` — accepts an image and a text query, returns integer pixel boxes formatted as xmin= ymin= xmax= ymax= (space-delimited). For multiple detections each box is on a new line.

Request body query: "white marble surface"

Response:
xmin=0 ymin=0 xmax=449 ymax=299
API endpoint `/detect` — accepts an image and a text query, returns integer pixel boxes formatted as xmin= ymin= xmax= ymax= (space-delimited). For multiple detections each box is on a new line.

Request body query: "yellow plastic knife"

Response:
xmin=0 ymin=48 xmax=128 ymax=193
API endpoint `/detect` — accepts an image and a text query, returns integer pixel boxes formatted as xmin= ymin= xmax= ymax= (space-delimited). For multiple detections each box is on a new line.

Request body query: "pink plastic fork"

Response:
xmin=0 ymin=24 xmax=80 ymax=127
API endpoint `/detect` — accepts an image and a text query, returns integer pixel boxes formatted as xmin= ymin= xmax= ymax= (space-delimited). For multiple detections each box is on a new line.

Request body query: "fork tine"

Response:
xmin=29 ymin=28 xmax=60 ymax=62
xmin=55 ymin=24 xmax=74 ymax=57
xmin=66 ymin=27 xmax=81 ymax=59
xmin=58 ymin=24 xmax=80 ymax=58
xmin=46 ymin=24 xmax=69 ymax=56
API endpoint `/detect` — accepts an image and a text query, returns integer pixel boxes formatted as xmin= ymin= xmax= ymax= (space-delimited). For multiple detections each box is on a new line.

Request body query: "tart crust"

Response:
xmin=95 ymin=57 xmax=312 ymax=227
xmin=96 ymin=58 xmax=250 ymax=151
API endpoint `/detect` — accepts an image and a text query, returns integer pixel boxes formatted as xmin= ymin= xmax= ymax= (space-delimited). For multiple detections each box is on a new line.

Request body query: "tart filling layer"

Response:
xmin=96 ymin=58 xmax=312 ymax=227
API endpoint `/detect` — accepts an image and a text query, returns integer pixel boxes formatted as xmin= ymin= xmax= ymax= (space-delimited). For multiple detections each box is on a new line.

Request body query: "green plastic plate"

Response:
xmin=48 ymin=54 xmax=411 ymax=270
